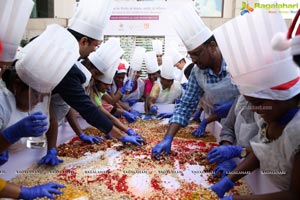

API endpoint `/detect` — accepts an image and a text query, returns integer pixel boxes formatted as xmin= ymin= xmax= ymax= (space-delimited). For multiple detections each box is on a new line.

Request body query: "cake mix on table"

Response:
xmin=10 ymin=119 xmax=251 ymax=199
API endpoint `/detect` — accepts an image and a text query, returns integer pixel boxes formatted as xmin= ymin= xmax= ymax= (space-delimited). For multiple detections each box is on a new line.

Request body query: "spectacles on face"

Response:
xmin=187 ymin=45 xmax=207 ymax=60
xmin=89 ymin=39 xmax=101 ymax=49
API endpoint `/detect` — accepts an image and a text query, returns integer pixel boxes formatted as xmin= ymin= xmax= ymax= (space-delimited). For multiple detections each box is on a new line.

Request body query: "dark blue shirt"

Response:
xmin=53 ymin=65 xmax=113 ymax=134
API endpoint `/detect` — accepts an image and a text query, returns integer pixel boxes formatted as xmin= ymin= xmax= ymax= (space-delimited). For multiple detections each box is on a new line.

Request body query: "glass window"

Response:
xmin=31 ymin=0 xmax=54 ymax=18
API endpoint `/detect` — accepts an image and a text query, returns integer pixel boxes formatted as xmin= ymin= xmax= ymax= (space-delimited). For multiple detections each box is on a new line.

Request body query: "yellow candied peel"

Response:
xmin=56 ymin=185 xmax=88 ymax=199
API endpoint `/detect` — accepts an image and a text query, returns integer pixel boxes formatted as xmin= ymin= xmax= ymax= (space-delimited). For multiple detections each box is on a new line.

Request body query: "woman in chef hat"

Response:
xmin=210 ymin=10 xmax=300 ymax=199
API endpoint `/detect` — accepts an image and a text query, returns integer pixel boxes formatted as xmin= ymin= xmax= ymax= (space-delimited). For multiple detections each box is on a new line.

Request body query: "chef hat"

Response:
xmin=117 ymin=63 xmax=127 ymax=74
xmin=214 ymin=10 xmax=299 ymax=98
xmin=168 ymin=48 xmax=184 ymax=65
xmin=97 ymin=60 xmax=119 ymax=84
xmin=152 ymin=40 xmax=163 ymax=55
xmin=145 ymin=51 xmax=160 ymax=74
xmin=88 ymin=38 xmax=124 ymax=73
xmin=68 ymin=0 xmax=113 ymax=41
xmin=160 ymin=56 xmax=175 ymax=80
xmin=168 ymin=4 xmax=212 ymax=51
xmin=0 ymin=0 xmax=34 ymax=62
xmin=271 ymin=9 xmax=300 ymax=55
xmin=16 ymin=24 xmax=79 ymax=93
xmin=130 ymin=46 xmax=146 ymax=71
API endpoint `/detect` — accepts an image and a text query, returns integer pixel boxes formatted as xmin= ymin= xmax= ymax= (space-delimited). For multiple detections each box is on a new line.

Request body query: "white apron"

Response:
xmin=234 ymin=96 xmax=258 ymax=147
xmin=250 ymin=111 xmax=300 ymax=190
xmin=195 ymin=67 xmax=239 ymax=115
xmin=156 ymin=80 xmax=182 ymax=104
xmin=122 ymin=78 xmax=145 ymax=102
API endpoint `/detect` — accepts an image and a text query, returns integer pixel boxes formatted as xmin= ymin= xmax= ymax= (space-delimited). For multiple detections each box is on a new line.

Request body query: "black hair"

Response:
xmin=67 ymin=28 xmax=97 ymax=42
xmin=184 ymin=63 xmax=195 ymax=79
xmin=293 ymin=55 xmax=300 ymax=68
xmin=203 ymin=35 xmax=217 ymax=46
xmin=2 ymin=65 xmax=28 ymax=93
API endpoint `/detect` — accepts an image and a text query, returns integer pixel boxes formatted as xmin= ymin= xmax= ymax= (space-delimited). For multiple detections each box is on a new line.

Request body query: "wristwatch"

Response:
xmin=240 ymin=147 xmax=248 ymax=158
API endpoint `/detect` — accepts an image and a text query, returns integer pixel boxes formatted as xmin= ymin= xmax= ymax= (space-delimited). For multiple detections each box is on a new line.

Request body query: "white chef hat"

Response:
xmin=88 ymin=38 xmax=124 ymax=73
xmin=168 ymin=4 xmax=212 ymax=51
xmin=152 ymin=40 xmax=163 ymax=55
xmin=0 ymin=0 xmax=34 ymax=62
xmin=16 ymin=24 xmax=79 ymax=93
xmin=214 ymin=10 xmax=300 ymax=100
xmin=161 ymin=56 xmax=175 ymax=80
xmin=130 ymin=46 xmax=146 ymax=71
xmin=145 ymin=51 xmax=160 ymax=74
xmin=168 ymin=48 xmax=184 ymax=65
xmin=68 ymin=0 xmax=113 ymax=41
xmin=97 ymin=60 xmax=119 ymax=84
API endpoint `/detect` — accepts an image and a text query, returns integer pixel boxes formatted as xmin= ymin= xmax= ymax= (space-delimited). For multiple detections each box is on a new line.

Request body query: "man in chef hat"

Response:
xmin=0 ymin=0 xmax=34 ymax=77
xmin=152 ymin=39 xmax=163 ymax=67
xmin=151 ymin=5 xmax=239 ymax=159
xmin=42 ymin=0 xmax=135 ymax=166
xmin=210 ymin=10 xmax=300 ymax=199
xmin=0 ymin=23 xmax=79 ymax=199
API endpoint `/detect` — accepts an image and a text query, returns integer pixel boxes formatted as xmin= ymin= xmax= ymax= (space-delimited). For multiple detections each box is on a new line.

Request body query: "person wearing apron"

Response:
xmin=210 ymin=10 xmax=300 ymax=199
xmin=151 ymin=6 xmax=239 ymax=159
xmin=206 ymin=95 xmax=258 ymax=178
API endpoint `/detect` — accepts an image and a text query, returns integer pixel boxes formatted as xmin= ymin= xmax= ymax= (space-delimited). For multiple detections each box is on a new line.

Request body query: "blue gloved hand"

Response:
xmin=192 ymin=119 xmax=208 ymax=137
xmin=106 ymin=87 xmax=112 ymax=94
xmin=157 ymin=112 xmax=173 ymax=119
xmin=213 ymin=159 xmax=237 ymax=178
xmin=207 ymin=145 xmax=243 ymax=164
xmin=151 ymin=135 xmax=173 ymax=160
xmin=120 ymin=80 xmax=135 ymax=94
xmin=128 ymin=99 xmax=139 ymax=106
xmin=120 ymin=135 xmax=144 ymax=146
xmin=143 ymin=114 xmax=153 ymax=120
xmin=122 ymin=110 xmax=137 ymax=123
xmin=181 ymin=83 xmax=188 ymax=90
xmin=0 ymin=150 xmax=9 ymax=165
xmin=130 ymin=109 xmax=141 ymax=118
xmin=149 ymin=105 xmax=159 ymax=115
xmin=106 ymin=134 xmax=113 ymax=140
xmin=221 ymin=195 xmax=234 ymax=200
xmin=175 ymin=98 xmax=181 ymax=104
xmin=1 ymin=112 xmax=48 ymax=144
xmin=126 ymin=128 xmax=140 ymax=136
xmin=212 ymin=100 xmax=234 ymax=119
xmin=79 ymin=133 xmax=105 ymax=144
xmin=210 ymin=176 xmax=235 ymax=198
xmin=192 ymin=109 xmax=202 ymax=122
xmin=38 ymin=148 xmax=63 ymax=166
xmin=19 ymin=182 xmax=65 ymax=200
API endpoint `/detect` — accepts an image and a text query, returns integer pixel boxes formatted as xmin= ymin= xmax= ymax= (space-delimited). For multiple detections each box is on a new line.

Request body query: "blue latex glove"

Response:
xmin=106 ymin=134 xmax=113 ymax=140
xmin=38 ymin=148 xmax=63 ymax=166
xmin=1 ymin=112 xmax=48 ymax=144
xmin=151 ymin=135 xmax=173 ymax=159
xmin=120 ymin=135 xmax=144 ymax=146
xmin=143 ymin=114 xmax=153 ymax=120
xmin=210 ymin=176 xmax=235 ymax=198
xmin=149 ymin=105 xmax=159 ymax=115
xmin=212 ymin=100 xmax=234 ymax=119
xmin=0 ymin=150 xmax=9 ymax=165
xmin=175 ymin=98 xmax=181 ymax=104
xmin=221 ymin=195 xmax=234 ymax=200
xmin=19 ymin=182 xmax=65 ymax=200
xmin=207 ymin=145 xmax=243 ymax=164
xmin=126 ymin=128 xmax=140 ymax=136
xmin=122 ymin=110 xmax=137 ymax=123
xmin=192 ymin=119 xmax=208 ymax=137
xmin=181 ymin=83 xmax=188 ymax=90
xmin=213 ymin=159 xmax=237 ymax=178
xmin=120 ymin=80 xmax=135 ymax=94
xmin=157 ymin=112 xmax=173 ymax=119
xmin=128 ymin=99 xmax=139 ymax=106
xmin=79 ymin=133 xmax=105 ymax=144
xmin=192 ymin=109 xmax=202 ymax=122
xmin=130 ymin=109 xmax=141 ymax=118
